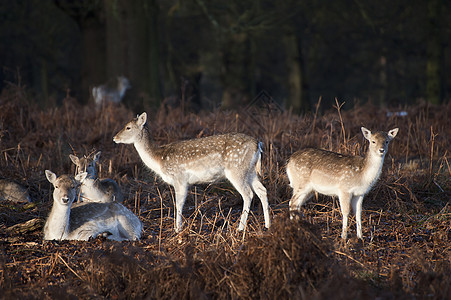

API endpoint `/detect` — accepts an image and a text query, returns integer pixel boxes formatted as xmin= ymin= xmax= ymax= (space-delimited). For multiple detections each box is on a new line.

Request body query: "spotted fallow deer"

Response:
xmin=69 ymin=151 xmax=123 ymax=203
xmin=113 ymin=112 xmax=271 ymax=232
xmin=286 ymin=127 xmax=398 ymax=239
xmin=44 ymin=170 xmax=142 ymax=241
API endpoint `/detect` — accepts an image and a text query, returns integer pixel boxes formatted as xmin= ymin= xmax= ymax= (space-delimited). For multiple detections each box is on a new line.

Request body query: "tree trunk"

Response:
xmin=105 ymin=0 xmax=124 ymax=78
xmin=284 ymin=32 xmax=308 ymax=113
xmin=378 ymin=56 xmax=387 ymax=105
xmin=104 ymin=0 xmax=162 ymax=109
xmin=80 ymin=18 xmax=106 ymax=104
xmin=147 ymin=0 xmax=162 ymax=106
xmin=426 ymin=0 xmax=443 ymax=104
xmin=221 ymin=33 xmax=252 ymax=109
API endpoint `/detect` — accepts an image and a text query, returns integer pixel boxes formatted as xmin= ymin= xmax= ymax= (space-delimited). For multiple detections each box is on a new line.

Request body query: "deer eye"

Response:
xmin=126 ymin=126 xmax=131 ymax=130
xmin=371 ymin=140 xmax=376 ymax=144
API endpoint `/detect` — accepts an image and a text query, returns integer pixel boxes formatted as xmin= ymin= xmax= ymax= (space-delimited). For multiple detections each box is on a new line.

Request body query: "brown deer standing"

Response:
xmin=286 ymin=127 xmax=398 ymax=239
xmin=113 ymin=112 xmax=271 ymax=232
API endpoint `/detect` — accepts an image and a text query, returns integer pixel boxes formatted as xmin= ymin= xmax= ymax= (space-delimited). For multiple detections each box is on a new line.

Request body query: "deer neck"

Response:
xmin=82 ymin=177 xmax=97 ymax=188
xmin=133 ymin=127 xmax=163 ymax=175
xmin=85 ymin=172 xmax=96 ymax=180
xmin=80 ymin=178 xmax=101 ymax=200
xmin=76 ymin=166 xmax=96 ymax=180
xmin=45 ymin=200 xmax=71 ymax=240
xmin=362 ymin=148 xmax=385 ymax=187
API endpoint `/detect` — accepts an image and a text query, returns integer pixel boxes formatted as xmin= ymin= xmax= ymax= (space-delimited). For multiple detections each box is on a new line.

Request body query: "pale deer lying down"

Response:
xmin=44 ymin=170 xmax=142 ymax=241
xmin=69 ymin=151 xmax=123 ymax=203
xmin=0 ymin=179 xmax=31 ymax=203
xmin=92 ymin=76 xmax=130 ymax=107
xmin=113 ymin=112 xmax=271 ymax=233
xmin=287 ymin=127 xmax=398 ymax=240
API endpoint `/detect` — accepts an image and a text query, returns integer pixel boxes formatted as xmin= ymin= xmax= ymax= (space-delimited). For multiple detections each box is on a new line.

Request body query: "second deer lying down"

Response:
xmin=44 ymin=170 xmax=142 ymax=241
xmin=113 ymin=112 xmax=271 ymax=233
xmin=70 ymin=151 xmax=123 ymax=203
xmin=0 ymin=179 xmax=31 ymax=203
xmin=287 ymin=127 xmax=398 ymax=240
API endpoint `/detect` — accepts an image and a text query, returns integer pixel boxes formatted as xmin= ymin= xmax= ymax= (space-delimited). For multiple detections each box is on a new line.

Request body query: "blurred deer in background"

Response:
xmin=70 ymin=151 xmax=123 ymax=203
xmin=113 ymin=112 xmax=271 ymax=233
xmin=44 ymin=170 xmax=142 ymax=241
xmin=287 ymin=127 xmax=398 ymax=240
xmin=92 ymin=76 xmax=130 ymax=107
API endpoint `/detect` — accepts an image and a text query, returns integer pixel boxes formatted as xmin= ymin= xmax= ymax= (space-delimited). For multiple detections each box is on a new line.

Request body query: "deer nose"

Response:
xmin=379 ymin=148 xmax=385 ymax=155
xmin=61 ymin=196 xmax=70 ymax=204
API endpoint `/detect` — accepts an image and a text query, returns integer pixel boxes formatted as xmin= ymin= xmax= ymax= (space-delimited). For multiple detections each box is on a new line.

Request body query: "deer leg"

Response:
xmin=117 ymin=215 xmax=140 ymax=241
xmin=251 ymin=175 xmax=271 ymax=229
xmin=110 ymin=222 xmax=129 ymax=241
xmin=238 ymin=183 xmax=253 ymax=231
xmin=227 ymin=172 xmax=253 ymax=231
xmin=352 ymin=195 xmax=364 ymax=239
xmin=338 ymin=192 xmax=352 ymax=240
xmin=173 ymin=183 xmax=188 ymax=233
xmin=289 ymin=187 xmax=311 ymax=219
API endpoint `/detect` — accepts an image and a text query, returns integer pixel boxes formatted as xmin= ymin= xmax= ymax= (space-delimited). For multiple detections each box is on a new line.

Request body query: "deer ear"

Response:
xmin=137 ymin=112 xmax=147 ymax=128
xmin=45 ymin=170 xmax=57 ymax=184
xmin=75 ymin=172 xmax=88 ymax=183
xmin=361 ymin=127 xmax=372 ymax=140
xmin=69 ymin=154 xmax=79 ymax=165
xmin=388 ymin=128 xmax=399 ymax=140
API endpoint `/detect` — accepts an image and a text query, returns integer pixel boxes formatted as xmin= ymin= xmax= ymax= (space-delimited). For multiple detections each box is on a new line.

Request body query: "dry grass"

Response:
xmin=0 ymin=83 xmax=450 ymax=299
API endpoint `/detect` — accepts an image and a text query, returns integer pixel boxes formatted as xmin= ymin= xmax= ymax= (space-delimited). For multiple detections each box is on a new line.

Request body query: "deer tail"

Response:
xmin=256 ymin=141 xmax=263 ymax=176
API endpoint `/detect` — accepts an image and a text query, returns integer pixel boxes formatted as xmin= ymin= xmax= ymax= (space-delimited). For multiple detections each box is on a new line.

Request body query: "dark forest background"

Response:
xmin=0 ymin=0 xmax=450 ymax=112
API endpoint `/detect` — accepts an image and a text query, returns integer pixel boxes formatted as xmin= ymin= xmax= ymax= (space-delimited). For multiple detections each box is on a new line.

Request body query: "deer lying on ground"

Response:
xmin=44 ymin=170 xmax=142 ymax=241
xmin=286 ymin=127 xmax=398 ymax=239
xmin=0 ymin=179 xmax=31 ymax=203
xmin=113 ymin=112 xmax=271 ymax=233
xmin=92 ymin=76 xmax=130 ymax=107
xmin=70 ymin=151 xmax=123 ymax=203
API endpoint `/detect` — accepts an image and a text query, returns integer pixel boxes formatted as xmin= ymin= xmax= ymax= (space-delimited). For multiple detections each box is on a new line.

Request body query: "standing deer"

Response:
xmin=70 ymin=151 xmax=123 ymax=203
xmin=286 ymin=127 xmax=398 ymax=239
xmin=92 ymin=76 xmax=130 ymax=107
xmin=113 ymin=112 xmax=271 ymax=232
xmin=44 ymin=170 xmax=142 ymax=241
